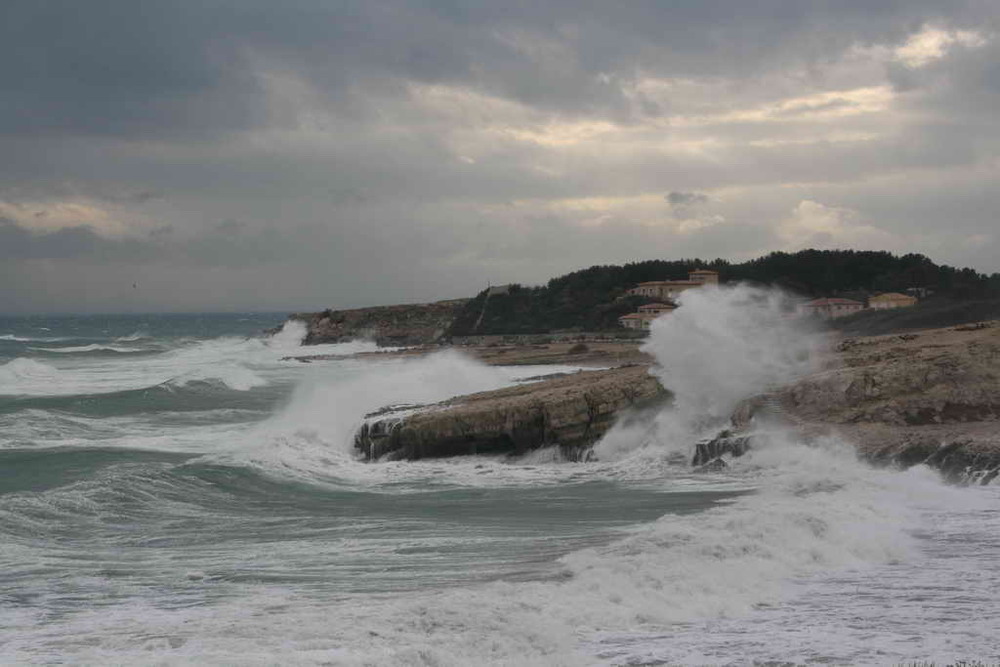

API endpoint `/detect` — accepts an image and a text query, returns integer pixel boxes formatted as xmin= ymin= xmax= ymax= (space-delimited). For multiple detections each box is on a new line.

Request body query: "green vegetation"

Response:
xmin=447 ymin=250 xmax=1000 ymax=336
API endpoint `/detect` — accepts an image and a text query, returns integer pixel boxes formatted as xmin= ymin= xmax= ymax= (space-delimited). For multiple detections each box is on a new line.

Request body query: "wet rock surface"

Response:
xmin=691 ymin=431 xmax=754 ymax=467
xmin=354 ymin=365 xmax=668 ymax=461
xmin=291 ymin=300 xmax=469 ymax=346
xmin=738 ymin=321 xmax=1000 ymax=482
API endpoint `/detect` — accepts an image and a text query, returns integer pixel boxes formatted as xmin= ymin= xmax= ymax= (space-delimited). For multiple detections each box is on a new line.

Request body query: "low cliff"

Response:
xmin=290 ymin=299 xmax=469 ymax=346
xmin=354 ymin=365 xmax=668 ymax=461
xmin=738 ymin=321 xmax=1000 ymax=482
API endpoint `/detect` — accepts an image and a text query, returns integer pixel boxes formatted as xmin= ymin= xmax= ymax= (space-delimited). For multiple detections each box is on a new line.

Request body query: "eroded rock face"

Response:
xmin=737 ymin=322 xmax=1000 ymax=482
xmin=354 ymin=365 xmax=668 ymax=461
xmin=290 ymin=299 xmax=470 ymax=346
xmin=691 ymin=431 xmax=754 ymax=467
xmin=780 ymin=323 xmax=1000 ymax=426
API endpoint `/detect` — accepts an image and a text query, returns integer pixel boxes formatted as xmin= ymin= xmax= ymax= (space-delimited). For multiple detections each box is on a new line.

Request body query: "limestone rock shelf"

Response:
xmin=735 ymin=321 xmax=1000 ymax=483
xmin=354 ymin=365 xmax=668 ymax=461
xmin=290 ymin=299 xmax=469 ymax=347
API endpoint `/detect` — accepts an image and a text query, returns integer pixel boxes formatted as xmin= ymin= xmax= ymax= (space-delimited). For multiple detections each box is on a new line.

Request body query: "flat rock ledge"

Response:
xmin=354 ymin=365 xmax=668 ymax=461
xmin=733 ymin=321 xmax=1000 ymax=484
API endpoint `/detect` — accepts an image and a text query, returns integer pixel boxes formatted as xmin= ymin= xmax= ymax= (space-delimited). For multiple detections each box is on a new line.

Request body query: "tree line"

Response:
xmin=446 ymin=250 xmax=1000 ymax=336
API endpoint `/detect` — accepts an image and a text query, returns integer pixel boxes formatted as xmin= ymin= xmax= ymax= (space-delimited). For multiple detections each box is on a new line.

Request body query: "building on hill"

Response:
xmin=626 ymin=268 xmax=719 ymax=300
xmin=617 ymin=313 xmax=648 ymax=329
xmin=688 ymin=269 xmax=720 ymax=285
xmin=637 ymin=302 xmax=677 ymax=316
xmin=618 ymin=306 xmax=675 ymax=329
xmin=619 ymin=269 xmax=716 ymax=330
xmin=869 ymin=292 xmax=918 ymax=309
xmin=799 ymin=297 xmax=865 ymax=319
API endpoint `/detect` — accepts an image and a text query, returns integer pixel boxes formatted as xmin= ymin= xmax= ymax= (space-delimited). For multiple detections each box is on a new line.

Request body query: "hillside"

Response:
xmin=447 ymin=250 xmax=1000 ymax=336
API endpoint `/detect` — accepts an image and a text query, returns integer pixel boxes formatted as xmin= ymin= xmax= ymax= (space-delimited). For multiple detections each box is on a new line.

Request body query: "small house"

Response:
xmin=869 ymin=292 xmax=918 ymax=309
xmin=637 ymin=302 xmax=677 ymax=316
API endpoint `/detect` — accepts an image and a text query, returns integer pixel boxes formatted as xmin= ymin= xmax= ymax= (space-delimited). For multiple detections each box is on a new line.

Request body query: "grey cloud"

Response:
xmin=0 ymin=217 xmax=291 ymax=267
xmin=3 ymin=1 xmax=1000 ymax=313
xmin=2 ymin=0 xmax=991 ymax=141
xmin=666 ymin=191 xmax=709 ymax=206
xmin=0 ymin=218 xmax=109 ymax=259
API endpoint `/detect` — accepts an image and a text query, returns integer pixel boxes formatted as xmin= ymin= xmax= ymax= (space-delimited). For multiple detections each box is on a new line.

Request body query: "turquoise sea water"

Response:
xmin=1 ymin=304 xmax=997 ymax=665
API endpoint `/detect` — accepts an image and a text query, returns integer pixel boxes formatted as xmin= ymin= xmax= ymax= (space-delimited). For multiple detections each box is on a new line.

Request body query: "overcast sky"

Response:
xmin=2 ymin=1 xmax=999 ymax=313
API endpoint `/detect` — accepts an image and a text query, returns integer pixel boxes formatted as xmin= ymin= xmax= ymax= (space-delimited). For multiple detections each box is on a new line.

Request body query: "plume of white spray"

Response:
xmin=266 ymin=319 xmax=308 ymax=351
xmin=595 ymin=284 xmax=824 ymax=459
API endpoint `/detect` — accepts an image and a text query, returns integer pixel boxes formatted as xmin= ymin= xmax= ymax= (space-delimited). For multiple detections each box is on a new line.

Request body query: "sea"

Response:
xmin=1 ymin=288 xmax=997 ymax=666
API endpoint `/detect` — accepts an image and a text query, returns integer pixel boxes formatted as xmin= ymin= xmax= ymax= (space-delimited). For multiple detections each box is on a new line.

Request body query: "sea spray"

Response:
xmin=204 ymin=350 xmax=531 ymax=483
xmin=266 ymin=319 xmax=308 ymax=351
xmin=595 ymin=284 xmax=823 ymax=460
xmin=0 ymin=358 xmax=61 ymax=395
xmin=206 ymin=349 xmax=607 ymax=487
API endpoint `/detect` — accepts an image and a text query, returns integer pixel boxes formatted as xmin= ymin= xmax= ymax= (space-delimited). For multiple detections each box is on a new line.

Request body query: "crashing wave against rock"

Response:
xmin=733 ymin=321 xmax=1000 ymax=484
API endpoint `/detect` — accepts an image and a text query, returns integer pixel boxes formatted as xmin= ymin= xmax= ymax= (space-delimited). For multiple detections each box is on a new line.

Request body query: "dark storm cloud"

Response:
xmin=0 ymin=218 xmax=113 ymax=259
xmin=2 ymin=0 xmax=989 ymax=139
xmin=0 ymin=217 xmax=292 ymax=268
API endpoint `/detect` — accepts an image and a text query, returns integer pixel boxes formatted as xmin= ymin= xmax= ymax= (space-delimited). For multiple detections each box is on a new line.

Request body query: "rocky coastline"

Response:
xmin=289 ymin=299 xmax=469 ymax=346
xmin=289 ymin=303 xmax=999 ymax=481
xmin=733 ymin=320 xmax=1000 ymax=483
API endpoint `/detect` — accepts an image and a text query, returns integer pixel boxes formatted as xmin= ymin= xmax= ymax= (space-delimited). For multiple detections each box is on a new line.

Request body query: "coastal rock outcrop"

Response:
xmin=290 ymin=299 xmax=469 ymax=346
xmin=691 ymin=431 xmax=754 ymax=469
xmin=736 ymin=322 xmax=1000 ymax=482
xmin=354 ymin=365 xmax=668 ymax=461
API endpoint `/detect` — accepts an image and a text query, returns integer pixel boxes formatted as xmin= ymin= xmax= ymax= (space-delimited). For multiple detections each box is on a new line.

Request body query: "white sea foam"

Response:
xmin=202 ymin=342 xmax=616 ymax=489
xmin=114 ymin=331 xmax=149 ymax=342
xmin=208 ymin=351 xmax=527 ymax=476
xmin=29 ymin=344 xmax=146 ymax=354
xmin=267 ymin=319 xmax=308 ymax=351
xmin=169 ymin=363 xmax=268 ymax=391
xmin=0 ymin=333 xmax=74 ymax=343
xmin=0 ymin=358 xmax=61 ymax=394
xmin=2 ymin=443 xmax=983 ymax=667
xmin=4 ymin=293 xmax=996 ymax=665
xmin=1 ymin=333 xmax=283 ymax=396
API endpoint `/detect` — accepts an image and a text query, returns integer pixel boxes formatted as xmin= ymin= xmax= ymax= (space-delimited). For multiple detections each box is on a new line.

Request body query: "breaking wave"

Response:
xmin=30 ymin=344 xmax=150 ymax=355
xmin=2 ymin=302 xmax=995 ymax=665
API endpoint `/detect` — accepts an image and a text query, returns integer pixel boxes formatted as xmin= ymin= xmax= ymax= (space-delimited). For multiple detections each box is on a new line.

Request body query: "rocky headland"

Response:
xmin=734 ymin=320 xmax=1000 ymax=483
xmin=354 ymin=365 xmax=667 ymax=461
xmin=289 ymin=299 xmax=469 ymax=346
xmin=345 ymin=319 xmax=1000 ymax=483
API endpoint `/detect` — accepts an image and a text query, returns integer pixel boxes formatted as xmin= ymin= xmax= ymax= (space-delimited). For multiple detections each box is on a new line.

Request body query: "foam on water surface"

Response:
xmin=1 ymin=303 xmax=998 ymax=666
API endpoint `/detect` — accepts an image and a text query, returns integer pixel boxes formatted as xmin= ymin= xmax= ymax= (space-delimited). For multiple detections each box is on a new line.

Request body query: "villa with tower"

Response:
xmin=618 ymin=268 xmax=719 ymax=329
